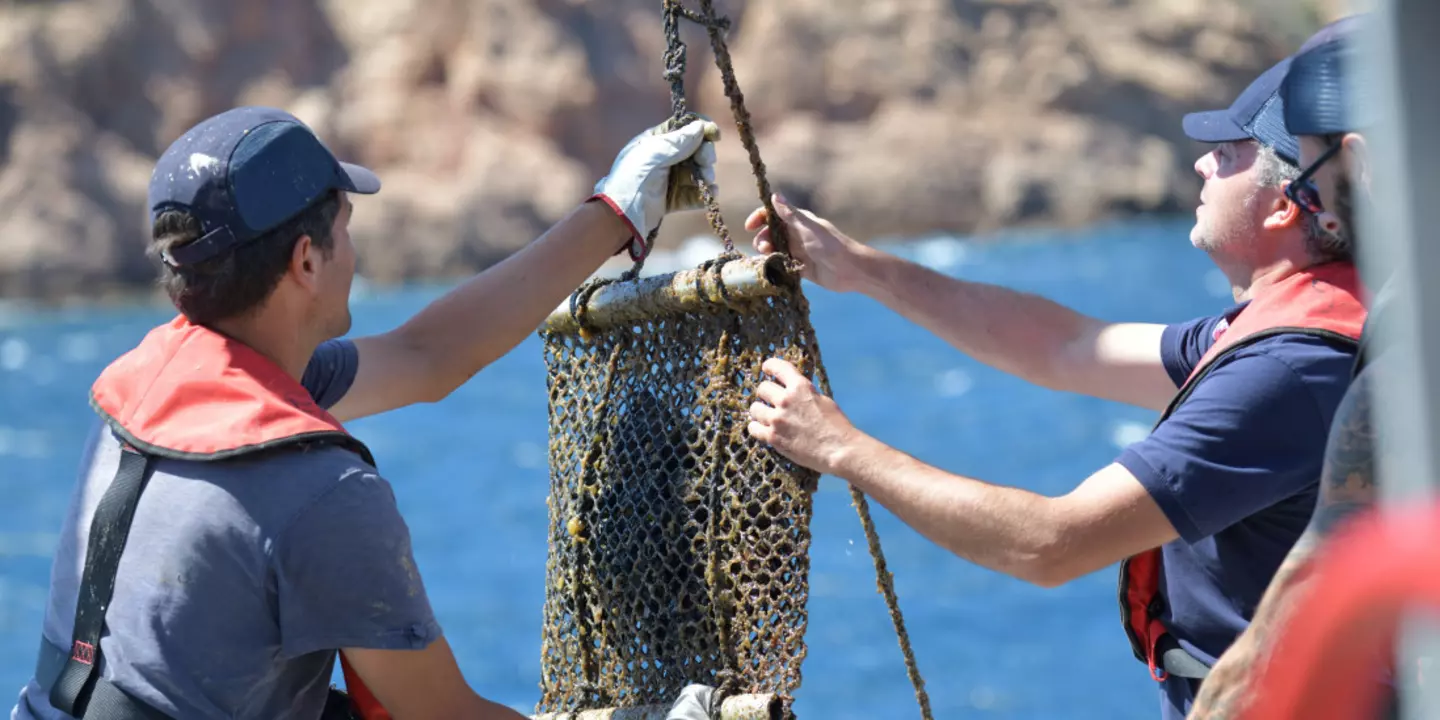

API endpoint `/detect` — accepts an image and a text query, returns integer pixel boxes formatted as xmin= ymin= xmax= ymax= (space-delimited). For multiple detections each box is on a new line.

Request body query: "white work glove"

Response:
xmin=663 ymin=684 xmax=717 ymax=720
xmin=590 ymin=117 xmax=721 ymax=260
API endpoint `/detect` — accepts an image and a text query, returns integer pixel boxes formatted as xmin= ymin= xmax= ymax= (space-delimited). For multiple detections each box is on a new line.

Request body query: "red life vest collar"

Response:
xmin=89 ymin=315 xmax=372 ymax=465
xmin=1118 ymin=261 xmax=1367 ymax=683
xmin=1184 ymin=261 xmax=1367 ymax=386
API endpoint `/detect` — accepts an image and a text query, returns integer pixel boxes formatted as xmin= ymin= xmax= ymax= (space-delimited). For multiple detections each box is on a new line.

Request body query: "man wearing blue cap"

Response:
xmin=11 ymin=106 xmax=720 ymax=720
xmin=1188 ymin=16 xmax=1398 ymax=719
xmin=738 ymin=47 xmax=1368 ymax=720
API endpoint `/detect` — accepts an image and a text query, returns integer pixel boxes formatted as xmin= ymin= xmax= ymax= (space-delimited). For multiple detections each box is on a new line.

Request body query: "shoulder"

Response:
xmin=1120 ymin=340 xmax=1352 ymax=541
xmin=1165 ymin=313 xmax=1229 ymax=343
xmin=264 ymin=448 xmax=406 ymax=554
xmin=1240 ymin=328 xmax=1360 ymax=363
xmin=1139 ymin=344 xmax=1349 ymax=475
xmin=1167 ymin=333 xmax=1357 ymax=446
xmin=1157 ymin=349 xmax=1338 ymax=445
xmin=264 ymin=446 xmax=392 ymax=531
xmin=1161 ymin=304 xmax=1246 ymax=384
xmin=1207 ymin=331 xmax=1359 ymax=414
xmin=154 ymin=442 xmax=383 ymax=535
xmin=221 ymin=441 xmax=376 ymax=484
xmin=1119 ymin=347 xmax=1337 ymax=541
xmin=301 ymin=339 xmax=359 ymax=409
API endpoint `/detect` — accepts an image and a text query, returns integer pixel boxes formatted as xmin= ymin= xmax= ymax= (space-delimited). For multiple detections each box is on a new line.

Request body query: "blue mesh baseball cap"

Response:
xmin=147 ymin=106 xmax=380 ymax=267
xmin=1281 ymin=15 xmax=1371 ymax=136
xmin=1182 ymin=57 xmax=1301 ymax=165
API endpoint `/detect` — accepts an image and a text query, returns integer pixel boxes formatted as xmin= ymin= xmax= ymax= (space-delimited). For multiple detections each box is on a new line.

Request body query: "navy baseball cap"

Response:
xmin=147 ymin=106 xmax=380 ymax=267
xmin=1182 ymin=57 xmax=1301 ymax=165
xmin=1281 ymin=15 xmax=1370 ymax=137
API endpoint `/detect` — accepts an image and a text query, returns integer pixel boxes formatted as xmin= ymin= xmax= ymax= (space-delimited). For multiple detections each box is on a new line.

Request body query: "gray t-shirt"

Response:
xmin=11 ymin=340 xmax=440 ymax=720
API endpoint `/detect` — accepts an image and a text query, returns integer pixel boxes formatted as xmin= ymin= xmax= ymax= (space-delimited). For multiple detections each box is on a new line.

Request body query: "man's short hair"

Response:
xmin=150 ymin=192 xmax=341 ymax=325
xmin=1254 ymin=144 xmax=1353 ymax=264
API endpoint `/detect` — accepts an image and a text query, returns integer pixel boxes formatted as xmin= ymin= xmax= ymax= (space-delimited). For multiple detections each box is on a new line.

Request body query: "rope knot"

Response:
xmin=568 ymin=276 xmax=617 ymax=342
xmin=662 ymin=47 xmax=687 ymax=78
xmin=705 ymin=668 xmax=742 ymax=720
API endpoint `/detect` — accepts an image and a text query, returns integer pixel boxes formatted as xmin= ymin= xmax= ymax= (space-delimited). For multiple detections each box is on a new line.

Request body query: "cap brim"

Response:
xmin=339 ymin=162 xmax=381 ymax=194
xmin=1182 ymin=110 xmax=1250 ymax=144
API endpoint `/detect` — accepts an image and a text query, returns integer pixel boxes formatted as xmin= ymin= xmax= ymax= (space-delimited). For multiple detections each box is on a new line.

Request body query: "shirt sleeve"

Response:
xmin=1160 ymin=315 xmax=1225 ymax=387
xmin=1115 ymin=353 xmax=1329 ymax=543
xmin=272 ymin=469 xmax=442 ymax=659
xmin=301 ymin=339 xmax=359 ymax=409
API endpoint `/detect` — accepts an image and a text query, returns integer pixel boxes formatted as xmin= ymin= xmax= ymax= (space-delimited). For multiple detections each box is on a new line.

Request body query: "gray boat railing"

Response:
xmin=1355 ymin=0 xmax=1440 ymax=717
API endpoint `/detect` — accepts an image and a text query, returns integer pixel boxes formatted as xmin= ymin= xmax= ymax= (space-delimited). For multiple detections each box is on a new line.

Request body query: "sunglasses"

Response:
xmin=1284 ymin=141 xmax=1344 ymax=214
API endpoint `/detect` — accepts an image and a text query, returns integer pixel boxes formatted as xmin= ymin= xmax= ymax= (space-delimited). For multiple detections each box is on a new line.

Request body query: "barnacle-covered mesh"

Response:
xmin=534 ymin=0 xmax=932 ymax=716
xmin=537 ymin=258 xmax=822 ymax=714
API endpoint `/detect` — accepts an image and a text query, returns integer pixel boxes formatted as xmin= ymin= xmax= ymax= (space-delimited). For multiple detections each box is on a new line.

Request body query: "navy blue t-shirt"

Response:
xmin=1115 ymin=303 xmax=1358 ymax=719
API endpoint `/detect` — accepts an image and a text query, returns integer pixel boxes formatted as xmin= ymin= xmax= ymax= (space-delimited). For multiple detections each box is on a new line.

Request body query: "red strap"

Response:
xmin=70 ymin=641 xmax=96 ymax=665
xmin=1146 ymin=617 xmax=1170 ymax=682
xmin=1122 ymin=549 xmax=1171 ymax=681
xmin=341 ymin=654 xmax=393 ymax=720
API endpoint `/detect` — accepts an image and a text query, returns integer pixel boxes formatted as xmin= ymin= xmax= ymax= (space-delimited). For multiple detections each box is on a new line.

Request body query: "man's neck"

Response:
xmin=211 ymin=310 xmax=317 ymax=382
xmin=1227 ymin=250 xmax=1322 ymax=303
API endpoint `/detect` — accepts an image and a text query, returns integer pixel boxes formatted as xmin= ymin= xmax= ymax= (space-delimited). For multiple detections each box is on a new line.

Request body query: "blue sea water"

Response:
xmin=0 ymin=216 xmax=1236 ymax=719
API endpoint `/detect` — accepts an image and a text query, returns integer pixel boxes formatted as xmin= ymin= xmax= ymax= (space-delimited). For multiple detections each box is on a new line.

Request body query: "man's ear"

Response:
xmin=290 ymin=234 xmax=321 ymax=293
xmin=1265 ymin=180 xmax=1304 ymax=231
xmin=1344 ymin=132 xmax=1371 ymax=193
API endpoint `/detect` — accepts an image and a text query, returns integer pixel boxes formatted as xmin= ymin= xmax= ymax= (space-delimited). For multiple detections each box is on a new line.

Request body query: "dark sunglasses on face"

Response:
xmin=1285 ymin=141 xmax=1344 ymax=214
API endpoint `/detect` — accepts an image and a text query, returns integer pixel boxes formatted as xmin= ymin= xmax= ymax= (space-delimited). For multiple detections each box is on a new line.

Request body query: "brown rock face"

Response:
xmin=0 ymin=0 xmax=1341 ymax=300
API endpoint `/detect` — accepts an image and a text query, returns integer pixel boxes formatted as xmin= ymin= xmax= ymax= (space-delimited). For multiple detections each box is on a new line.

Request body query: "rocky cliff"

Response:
xmin=0 ymin=0 xmax=1343 ymax=301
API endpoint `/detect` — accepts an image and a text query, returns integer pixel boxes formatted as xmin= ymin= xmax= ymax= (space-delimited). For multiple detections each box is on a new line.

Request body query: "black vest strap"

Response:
xmin=46 ymin=447 xmax=170 ymax=719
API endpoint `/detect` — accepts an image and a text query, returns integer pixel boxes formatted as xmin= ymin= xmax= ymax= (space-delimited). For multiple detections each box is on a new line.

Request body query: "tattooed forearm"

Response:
xmin=1309 ymin=499 xmax=1370 ymax=537
xmin=1320 ymin=370 xmax=1376 ymax=493
xmin=1312 ymin=369 xmax=1378 ymax=533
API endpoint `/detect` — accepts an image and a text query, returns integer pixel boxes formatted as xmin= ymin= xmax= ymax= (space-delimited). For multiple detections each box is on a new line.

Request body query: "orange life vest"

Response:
xmin=1242 ymin=500 xmax=1440 ymax=720
xmin=1117 ymin=261 xmax=1367 ymax=683
xmin=85 ymin=315 xmax=392 ymax=720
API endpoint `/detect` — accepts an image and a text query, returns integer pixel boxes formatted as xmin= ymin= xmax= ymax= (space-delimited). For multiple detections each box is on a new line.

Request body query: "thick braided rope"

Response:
xmin=689 ymin=0 xmax=790 ymax=259
xmin=660 ymin=3 xmax=933 ymax=717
